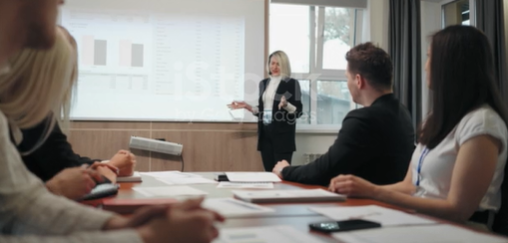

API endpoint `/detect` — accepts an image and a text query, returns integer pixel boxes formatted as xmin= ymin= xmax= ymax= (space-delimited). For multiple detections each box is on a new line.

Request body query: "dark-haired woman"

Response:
xmin=328 ymin=25 xmax=508 ymax=229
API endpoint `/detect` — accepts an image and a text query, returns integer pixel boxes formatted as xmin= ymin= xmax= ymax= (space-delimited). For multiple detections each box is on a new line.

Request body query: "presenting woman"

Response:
xmin=229 ymin=51 xmax=303 ymax=171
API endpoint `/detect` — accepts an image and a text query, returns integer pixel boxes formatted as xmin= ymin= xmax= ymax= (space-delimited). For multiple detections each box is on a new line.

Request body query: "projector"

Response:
xmin=129 ymin=136 xmax=183 ymax=156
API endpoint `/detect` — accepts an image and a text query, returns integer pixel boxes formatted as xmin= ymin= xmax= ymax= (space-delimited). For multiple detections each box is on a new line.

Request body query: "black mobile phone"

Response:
xmin=215 ymin=173 xmax=229 ymax=182
xmin=309 ymin=219 xmax=381 ymax=233
xmin=78 ymin=183 xmax=119 ymax=201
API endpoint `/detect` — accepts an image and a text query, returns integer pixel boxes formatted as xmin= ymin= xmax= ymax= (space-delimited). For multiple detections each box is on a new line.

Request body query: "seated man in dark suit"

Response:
xmin=272 ymin=42 xmax=415 ymax=186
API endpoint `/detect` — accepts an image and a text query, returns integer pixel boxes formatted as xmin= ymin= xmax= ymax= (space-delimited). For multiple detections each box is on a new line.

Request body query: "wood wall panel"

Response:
xmin=130 ymin=149 xmax=151 ymax=172
xmin=67 ymin=130 xmax=151 ymax=171
xmin=150 ymin=153 xmax=183 ymax=172
xmin=67 ymin=122 xmax=262 ymax=172
xmin=151 ymin=122 xmax=257 ymax=131
xmin=150 ymin=130 xmax=262 ymax=172
xmin=71 ymin=121 xmax=151 ymax=130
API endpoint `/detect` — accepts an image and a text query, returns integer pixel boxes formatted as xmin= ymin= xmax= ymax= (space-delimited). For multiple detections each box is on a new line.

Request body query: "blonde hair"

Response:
xmin=266 ymin=50 xmax=292 ymax=79
xmin=57 ymin=26 xmax=78 ymax=133
xmin=0 ymin=27 xmax=77 ymax=153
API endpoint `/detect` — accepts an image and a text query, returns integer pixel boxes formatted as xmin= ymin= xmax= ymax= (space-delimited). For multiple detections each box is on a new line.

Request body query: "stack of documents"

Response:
xmin=217 ymin=182 xmax=274 ymax=189
xmin=142 ymin=171 xmax=216 ymax=185
xmin=117 ymin=171 xmax=142 ymax=182
xmin=309 ymin=205 xmax=436 ymax=226
xmin=213 ymin=225 xmax=323 ymax=243
xmin=202 ymin=198 xmax=274 ymax=217
xmin=233 ymin=189 xmax=346 ymax=203
xmin=102 ymin=198 xmax=178 ymax=214
xmin=225 ymin=172 xmax=282 ymax=182
xmin=133 ymin=186 xmax=207 ymax=197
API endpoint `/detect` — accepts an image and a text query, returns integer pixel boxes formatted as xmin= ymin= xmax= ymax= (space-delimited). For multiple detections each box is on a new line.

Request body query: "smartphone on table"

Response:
xmin=309 ymin=219 xmax=381 ymax=233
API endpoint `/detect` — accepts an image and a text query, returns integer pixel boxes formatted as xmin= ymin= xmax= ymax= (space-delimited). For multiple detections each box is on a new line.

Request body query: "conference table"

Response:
xmin=86 ymin=172 xmax=506 ymax=242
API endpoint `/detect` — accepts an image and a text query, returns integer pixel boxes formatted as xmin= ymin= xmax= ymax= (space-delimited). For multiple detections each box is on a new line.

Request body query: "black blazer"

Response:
xmin=281 ymin=94 xmax=415 ymax=186
xmin=256 ymin=77 xmax=303 ymax=153
xmin=18 ymin=122 xmax=99 ymax=182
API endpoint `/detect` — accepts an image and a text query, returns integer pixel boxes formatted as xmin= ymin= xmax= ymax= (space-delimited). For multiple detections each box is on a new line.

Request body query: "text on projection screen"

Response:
xmin=59 ymin=0 xmax=264 ymax=121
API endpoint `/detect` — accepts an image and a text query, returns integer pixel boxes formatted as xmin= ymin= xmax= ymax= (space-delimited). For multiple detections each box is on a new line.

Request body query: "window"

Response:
xmin=270 ymin=3 xmax=363 ymax=126
xmin=299 ymin=80 xmax=311 ymax=124
xmin=317 ymin=80 xmax=352 ymax=124
xmin=442 ymin=0 xmax=471 ymax=27
xmin=322 ymin=8 xmax=356 ymax=70
xmin=270 ymin=4 xmax=310 ymax=73
xmin=461 ymin=3 xmax=470 ymax=25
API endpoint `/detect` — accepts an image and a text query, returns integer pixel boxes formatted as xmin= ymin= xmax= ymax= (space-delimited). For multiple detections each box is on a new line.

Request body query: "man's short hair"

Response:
xmin=345 ymin=42 xmax=393 ymax=90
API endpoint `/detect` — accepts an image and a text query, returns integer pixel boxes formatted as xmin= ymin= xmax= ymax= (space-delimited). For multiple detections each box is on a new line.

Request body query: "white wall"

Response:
xmin=442 ymin=1 xmax=460 ymax=27
xmin=292 ymin=132 xmax=337 ymax=165
xmin=366 ymin=0 xmax=389 ymax=50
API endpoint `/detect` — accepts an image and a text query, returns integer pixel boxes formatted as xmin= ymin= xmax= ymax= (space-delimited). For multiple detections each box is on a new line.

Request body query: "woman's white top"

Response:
xmin=411 ymin=105 xmax=508 ymax=211
xmin=262 ymin=76 xmax=282 ymax=112
xmin=251 ymin=76 xmax=296 ymax=116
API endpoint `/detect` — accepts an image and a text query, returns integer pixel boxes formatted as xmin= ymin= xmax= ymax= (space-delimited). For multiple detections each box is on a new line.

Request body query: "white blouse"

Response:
xmin=251 ymin=76 xmax=296 ymax=115
xmin=411 ymin=105 xmax=508 ymax=211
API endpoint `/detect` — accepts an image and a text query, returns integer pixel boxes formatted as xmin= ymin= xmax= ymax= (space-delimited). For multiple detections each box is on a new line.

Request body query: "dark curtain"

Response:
xmin=476 ymin=0 xmax=508 ymax=104
xmin=389 ymin=0 xmax=422 ymax=132
xmin=476 ymin=0 xmax=508 ymax=235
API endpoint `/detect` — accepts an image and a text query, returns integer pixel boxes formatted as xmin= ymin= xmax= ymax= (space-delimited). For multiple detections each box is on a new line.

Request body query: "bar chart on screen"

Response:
xmin=80 ymin=37 xmax=146 ymax=68
xmin=62 ymin=9 xmax=152 ymax=71
xmin=119 ymin=40 xmax=145 ymax=67
xmin=62 ymin=8 xmax=153 ymax=97
xmin=81 ymin=36 xmax=108 ymax=66
xmin=59 ymin=0 xmax=263 ymax=121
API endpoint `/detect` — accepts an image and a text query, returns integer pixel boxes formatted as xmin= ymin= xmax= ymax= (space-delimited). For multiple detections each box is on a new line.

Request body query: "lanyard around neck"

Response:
xmin=415 ymin=147 xmax=429 ymax=186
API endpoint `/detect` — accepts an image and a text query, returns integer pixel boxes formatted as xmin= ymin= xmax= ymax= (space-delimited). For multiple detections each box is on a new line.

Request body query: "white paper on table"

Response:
xmin=233 ymin=189 xmax=345 ymax=202
xmin=156 ymin=177 xmax=217 ymax=185
xmin=116 ymin=171 xmax=142 ymax=182
xmin=133 ymin=186 xmax=207 ymax=197
xmin=332 ymin=224 xmax=507 ymax=243
xmin=213 ymin=225 xmax=324 ymax=243
xmin=309 ymin=205 xmax=436 ymax=227
xmin=217 ymin=182 xmax=274 ymax=189
xmin=225 ymin=172 xmax=282 ymax=182
xmin=141 ymin=171 xmax=202 ymax=179
xmin=202 ymin=198 xmax=274 ymax=217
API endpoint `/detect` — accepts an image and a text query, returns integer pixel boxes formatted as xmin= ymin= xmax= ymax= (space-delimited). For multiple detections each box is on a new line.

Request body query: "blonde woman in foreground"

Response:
xmin=0 ymin=2 xmax=223 ymax=243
